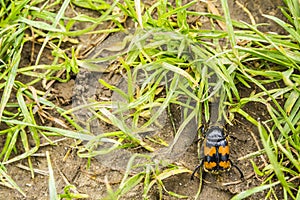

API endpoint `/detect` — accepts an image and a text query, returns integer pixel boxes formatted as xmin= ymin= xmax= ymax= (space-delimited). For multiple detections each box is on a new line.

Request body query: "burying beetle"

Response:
xmin=191 ymin=125 xmax=244 ymax=180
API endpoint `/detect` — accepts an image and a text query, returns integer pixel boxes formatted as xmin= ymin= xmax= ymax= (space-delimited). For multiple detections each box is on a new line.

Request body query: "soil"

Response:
xmin=0 ymin=0 xmax=288 ymax=200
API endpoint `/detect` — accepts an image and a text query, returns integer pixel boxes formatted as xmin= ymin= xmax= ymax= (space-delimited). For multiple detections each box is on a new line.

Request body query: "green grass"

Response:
xmin=0 ymin=0 xmax=299 ymax=199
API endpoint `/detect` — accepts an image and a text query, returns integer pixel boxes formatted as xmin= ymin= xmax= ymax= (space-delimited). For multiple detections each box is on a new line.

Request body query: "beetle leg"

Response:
xmin=194 ymin=137 xmax=204 ymax=144
xmin=191 ymin=159 xmax=204 ymax=180
xmin=229 ymin=160 xmax=244 ymax=180
xmin=194 ymin=126 xmax=206 ymax=144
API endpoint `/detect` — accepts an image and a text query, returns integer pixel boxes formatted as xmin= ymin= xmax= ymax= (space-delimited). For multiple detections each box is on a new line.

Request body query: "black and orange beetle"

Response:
xmin=191 ymin=125 xmax=244 ymax=180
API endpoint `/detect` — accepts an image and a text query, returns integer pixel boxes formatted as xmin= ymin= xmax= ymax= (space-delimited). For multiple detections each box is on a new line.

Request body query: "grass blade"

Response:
xmin=258 ymin=121 xmax=294 ymax=199
xmin=0 ymin=166 xmax=26 ymax=197
xmin=231 ymin=180 xmax=281 ymax=200
xmin=46 ymin=151 xmax=58 ymax=200
xmin=0 ymin=36 xmax=23 ymax=121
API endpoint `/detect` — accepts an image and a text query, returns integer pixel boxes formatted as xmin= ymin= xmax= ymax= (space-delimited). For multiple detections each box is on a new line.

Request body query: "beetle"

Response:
xmin=191 ymin=125 xmax=244 ymax=180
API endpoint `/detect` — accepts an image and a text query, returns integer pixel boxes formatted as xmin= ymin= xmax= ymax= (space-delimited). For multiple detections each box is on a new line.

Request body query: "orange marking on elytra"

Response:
xmin=204 ymin=146 xmax=216 ymax=156
xmin=219 ymin=161 xmax=231 ymax=169
xmin=219 ymin=145 xmax=229 ymax=155
xmin=204 ymin=162 xmax=217 ymax=170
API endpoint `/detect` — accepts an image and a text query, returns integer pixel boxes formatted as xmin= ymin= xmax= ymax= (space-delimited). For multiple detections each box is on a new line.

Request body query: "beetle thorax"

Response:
xmin=205 ymin=126 xmax=226 ymax=142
